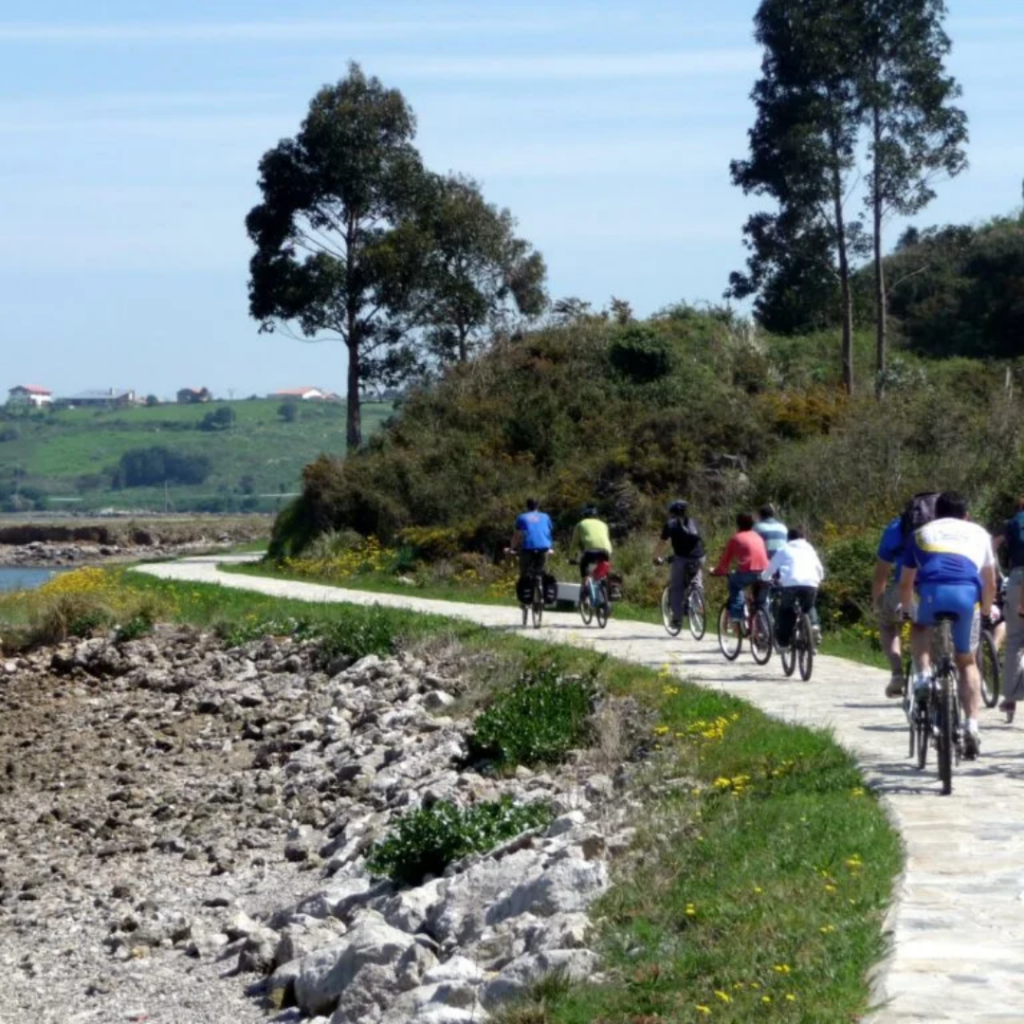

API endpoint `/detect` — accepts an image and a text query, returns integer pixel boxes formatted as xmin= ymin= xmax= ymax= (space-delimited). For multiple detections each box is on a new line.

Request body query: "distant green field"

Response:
xmin=0 ymin=399 xmax=392 ymax=513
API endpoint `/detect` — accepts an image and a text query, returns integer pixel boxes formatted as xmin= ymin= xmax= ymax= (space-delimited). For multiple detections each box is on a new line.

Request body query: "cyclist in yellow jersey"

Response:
xmin=569 ymin=505 xmax=612 ymax=580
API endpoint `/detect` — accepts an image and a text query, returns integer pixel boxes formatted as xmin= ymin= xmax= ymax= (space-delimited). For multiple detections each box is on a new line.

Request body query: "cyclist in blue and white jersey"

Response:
xmin=899 ymin=492 xmax=997 ymax=758
xmin=510 ymin=498 xmax=553 ymax=581
xmin=754 ymin=504 xmax=788 ymax=558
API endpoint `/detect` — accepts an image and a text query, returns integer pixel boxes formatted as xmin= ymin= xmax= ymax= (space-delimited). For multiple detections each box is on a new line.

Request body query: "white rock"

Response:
xmin=293 ymin=911 xmax=418 ymax=1016
xmin=422 ymin=690 xmax=455 ymax=710
xmin=480 ymin=949 xmax=599 ymax=1008
xmin=546 ymin=811 xmax=586 ymax=837
xmin=487 ymin=859 xmax=609 ymax=925
xmin=422 ymin=955 xmax=485 ymax=986
xmin=428 ymin=849 xmax=544 ymax=945
xmin=382 ymin=878 xmax=444 ymax=934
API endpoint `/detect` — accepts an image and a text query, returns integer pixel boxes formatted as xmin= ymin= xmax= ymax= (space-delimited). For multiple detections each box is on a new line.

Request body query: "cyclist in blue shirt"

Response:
xmin=510 ymin=498 xmax=554 ymax=580
xmin=899 ymin=492 xmax=997 ymax=759
xmin=872 ymin=515 xmax=909 ymax=698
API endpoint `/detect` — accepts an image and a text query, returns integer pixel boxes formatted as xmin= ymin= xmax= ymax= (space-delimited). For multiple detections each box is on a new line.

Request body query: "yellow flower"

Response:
xmin=714 ymin=990 xmax=731 ymax=1003
xmin=785 ymin=994 xmax=797 ymax=1002
xmin=773 ymin=964 xmax=791 ymax=974
xmin=761 ymin=995 xmax=772 ymax=1004
xmin=820 ymin=924 xmax=836 ymax=934
xmin=752 ymin=886 xmax=763 ymax=894
xmin=696 ymin=1006 xmax=711 ymax=1016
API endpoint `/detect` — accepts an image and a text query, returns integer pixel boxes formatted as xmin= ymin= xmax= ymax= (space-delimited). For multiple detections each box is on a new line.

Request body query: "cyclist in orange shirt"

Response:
xmin=711 ymin=512 xmax=770 ymax=627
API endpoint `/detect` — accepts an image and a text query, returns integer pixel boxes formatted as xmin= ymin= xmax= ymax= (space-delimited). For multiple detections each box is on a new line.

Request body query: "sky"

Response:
xmin=1 ymin=0 xmax=1022 ymax=399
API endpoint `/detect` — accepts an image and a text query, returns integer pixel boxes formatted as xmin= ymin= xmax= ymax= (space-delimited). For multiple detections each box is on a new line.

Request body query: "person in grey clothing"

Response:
xmin=992 ymin=498 xmax=1024 ymax=722
xmin=754 ymin=503 xmax=788 ymax=557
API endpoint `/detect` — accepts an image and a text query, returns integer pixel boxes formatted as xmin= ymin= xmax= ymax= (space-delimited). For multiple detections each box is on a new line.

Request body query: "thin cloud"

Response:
xmin=0 ymin=16 xmax=577 ymax=44
xmin=381 ymin=50 xmax=759 ymax=80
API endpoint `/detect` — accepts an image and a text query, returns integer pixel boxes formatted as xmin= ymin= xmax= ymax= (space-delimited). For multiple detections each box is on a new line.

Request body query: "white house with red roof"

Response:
xmin=270 ymin=386 xmax=329 ymax=401
xmin=7 ymin=385 xmax=53 ymax=408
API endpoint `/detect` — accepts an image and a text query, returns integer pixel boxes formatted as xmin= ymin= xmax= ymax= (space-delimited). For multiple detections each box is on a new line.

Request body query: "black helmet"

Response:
xmin=669 ymin=499 xmax=688 ymax=514
xmin=581 ymin=504 xmax=598 ymax=518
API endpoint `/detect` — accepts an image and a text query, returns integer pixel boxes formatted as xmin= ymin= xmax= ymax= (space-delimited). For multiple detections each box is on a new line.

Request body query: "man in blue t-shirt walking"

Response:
xmin=510 ymin=498 xmax=554 ymax=581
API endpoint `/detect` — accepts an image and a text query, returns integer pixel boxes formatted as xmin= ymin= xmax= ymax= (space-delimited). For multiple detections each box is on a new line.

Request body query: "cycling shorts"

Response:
xmin=915 ymin=582 xmax=980 ymax=655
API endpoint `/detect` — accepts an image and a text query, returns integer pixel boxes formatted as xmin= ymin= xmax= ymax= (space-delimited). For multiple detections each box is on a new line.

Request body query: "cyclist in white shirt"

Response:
xmin=761 ymin=528 xmax=825 ymax=648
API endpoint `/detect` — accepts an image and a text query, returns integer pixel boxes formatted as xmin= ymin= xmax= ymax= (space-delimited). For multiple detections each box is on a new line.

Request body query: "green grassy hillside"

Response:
xmin=0 ymin=399 xmax=393 ymax=513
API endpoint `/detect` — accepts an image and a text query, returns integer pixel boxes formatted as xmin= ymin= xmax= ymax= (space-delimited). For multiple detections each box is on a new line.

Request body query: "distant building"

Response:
xmin=7 ymin=385 xmax=53 ymax=408
xmin=270 ymin=387 xmax=328 ymax=401
xmin=62 ymin=388 xmax=136 ymax=409
xmin=177 ymin=387 xmax=212 ymax=404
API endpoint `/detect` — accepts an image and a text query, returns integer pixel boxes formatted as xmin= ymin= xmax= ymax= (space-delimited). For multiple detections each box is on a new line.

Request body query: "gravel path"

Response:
xmin=133 ymin=556 xmax=1024 ymax=1024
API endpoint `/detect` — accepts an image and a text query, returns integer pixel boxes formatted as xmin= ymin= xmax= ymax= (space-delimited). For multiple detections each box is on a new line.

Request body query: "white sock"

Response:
xmin=967 ymin=717 xmax=979 ymax=734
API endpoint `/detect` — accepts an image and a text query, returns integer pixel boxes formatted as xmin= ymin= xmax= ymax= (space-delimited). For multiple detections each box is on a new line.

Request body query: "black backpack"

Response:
xmin=900 ymin=492 xmax=941 ymax=540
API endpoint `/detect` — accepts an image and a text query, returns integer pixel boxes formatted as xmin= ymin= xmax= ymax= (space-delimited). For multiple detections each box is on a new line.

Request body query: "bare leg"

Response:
xmin=879 ymin=620 xmax=902 ymax=675
xmin=910 ymin=624 xmax=933 ymax=677
xmin=956 ymin=652 xmax=982 ymax=721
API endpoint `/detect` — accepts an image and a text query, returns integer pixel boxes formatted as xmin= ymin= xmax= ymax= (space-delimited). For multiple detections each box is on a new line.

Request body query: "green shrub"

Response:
xmin=470 ymin=663 xmax=597 ymax=768
xmin=367 ymin=796 xmax=551 ymax=886
xmin=820 ymin=533 xmax=878 ymax=627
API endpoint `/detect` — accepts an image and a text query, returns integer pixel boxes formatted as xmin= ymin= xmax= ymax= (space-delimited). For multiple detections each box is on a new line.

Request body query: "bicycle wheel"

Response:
xmin=750 ymin=608 xmax=773 ymax=665
xmin=521 ymin=604 xmax=528 ymax=627
xmin=596 ymin=584 xmax=610 ymax=629
xmin=781 ymin=638 xmax=796 ymax=677
xmin=937 ymin=671 xmax=954 ymax=796
xmin=977 ymin=628 xmax=1000 ymax=708
xmin=687 ymin=587 xmax=706 ymax=641
xmin=914 ymin=691 xmax=929 ymax=770
xmin=798 ymin=613 xmax=814 ymax=680
xmin=531 ymin=583 xmax=543 ymax=629
xmin=661 ymin=586 xmax=681 ymax=636
xmin=717 ymin=604 xmax=742 ymax=660
xmin=579 ymin=585 xmax=594 ymax=626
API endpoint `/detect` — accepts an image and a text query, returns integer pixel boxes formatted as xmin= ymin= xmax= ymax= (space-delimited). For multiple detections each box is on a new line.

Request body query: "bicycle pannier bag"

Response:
xmin=542 ymin=573 xmax=559 ymax=605
xmin=900 ymin=492 xmax=941 ymax=540
xmin=515 ymin=575 xmax=533 ymax=605
xmin=607 ymin=572 xmax=624 ymax=601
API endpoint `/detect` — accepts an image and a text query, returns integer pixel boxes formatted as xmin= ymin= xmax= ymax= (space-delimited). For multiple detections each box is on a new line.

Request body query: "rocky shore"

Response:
xmin=0 ymin=538 xmax=237 ymax=568
xmin=1 ymin=626 xmax=644 ymax=1024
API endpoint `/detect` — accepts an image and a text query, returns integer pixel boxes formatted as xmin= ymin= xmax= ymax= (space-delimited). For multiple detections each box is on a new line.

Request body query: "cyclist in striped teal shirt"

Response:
xmin=754 ymin=504 xmax=788 ymax=557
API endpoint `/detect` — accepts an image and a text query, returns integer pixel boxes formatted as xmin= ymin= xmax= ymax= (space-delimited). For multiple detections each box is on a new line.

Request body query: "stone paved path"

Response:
xmin=139 ymin=557 xmax=1024 ymax=1023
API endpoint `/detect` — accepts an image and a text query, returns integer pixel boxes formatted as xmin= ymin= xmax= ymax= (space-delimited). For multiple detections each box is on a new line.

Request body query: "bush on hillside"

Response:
xmin=113 ymin=446 xmax=212 ymax=488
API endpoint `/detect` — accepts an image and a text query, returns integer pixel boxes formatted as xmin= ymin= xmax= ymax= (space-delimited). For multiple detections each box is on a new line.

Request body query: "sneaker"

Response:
xmin=999 ymin=698 xmax=1016 ymax=724
xmin=885 ymin=673 xmax=905 ymax=699
xmin=964 ymin=727 xmax=981 ymax=760
xmin=811 ymin=625 xmax=822 ymax=647
xmin=670 ymin=618 xmax=682 ymax=630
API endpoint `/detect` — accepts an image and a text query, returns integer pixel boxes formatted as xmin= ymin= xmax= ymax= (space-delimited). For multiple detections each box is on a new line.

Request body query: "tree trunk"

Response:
xmin=872 ymin=101 xmax=887 ymax=399
xmin=458 ymin=326 xmax=469 ymax=363
xmin=832 ymin=167 xmax=855 ymax=396
xmin=346 ymin=337 xmax=361 ymax=451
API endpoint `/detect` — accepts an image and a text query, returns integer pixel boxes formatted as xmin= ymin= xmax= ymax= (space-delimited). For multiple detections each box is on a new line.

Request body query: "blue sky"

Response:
xmin=1 ymin=0 xmax=1022 ymax=399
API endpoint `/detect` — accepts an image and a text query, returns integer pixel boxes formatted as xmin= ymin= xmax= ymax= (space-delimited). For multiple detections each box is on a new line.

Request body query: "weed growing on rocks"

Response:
xmin=366 ymin=796 xmax=552 ymax=886
xmin=470 ymin=662 xmax=598 ymax=768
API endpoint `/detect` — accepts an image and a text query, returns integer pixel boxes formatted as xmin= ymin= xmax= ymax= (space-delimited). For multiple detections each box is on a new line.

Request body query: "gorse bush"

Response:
xmin=367 ymin=796 xmax=552 ymax=886
xmin=470 ymin=662 xmax=597 ymax=768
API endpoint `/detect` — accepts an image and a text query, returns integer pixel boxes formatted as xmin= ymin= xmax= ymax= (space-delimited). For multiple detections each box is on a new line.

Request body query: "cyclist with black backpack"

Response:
xmin=872 ymin=492 xmax=941 ymax=699
xmin=652 ymin=499 xmax=705 ymax=630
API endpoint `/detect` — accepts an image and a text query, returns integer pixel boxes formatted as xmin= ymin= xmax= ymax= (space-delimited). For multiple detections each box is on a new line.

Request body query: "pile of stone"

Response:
xmin=0 ymin=627 xmax=644 ymax=1024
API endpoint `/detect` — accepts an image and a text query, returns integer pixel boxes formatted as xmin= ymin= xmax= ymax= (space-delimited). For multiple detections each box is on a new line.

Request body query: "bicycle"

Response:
xmin=907 ymin=616 xmax=963 ymax=796
xmin=977 ymin=615 xmax=1001 ymax=710
xmin=779 ymin=594 xmax=816 ymax=681
xmin=715 ymin=578 xmax=773 ymax=664
xmin=572 ymin=557 xmax=611 ymax=629
xmin=657 ymin=556 xmax=706 ymax=640
xmin=508 ymin=549 xmax=547 ymax=629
